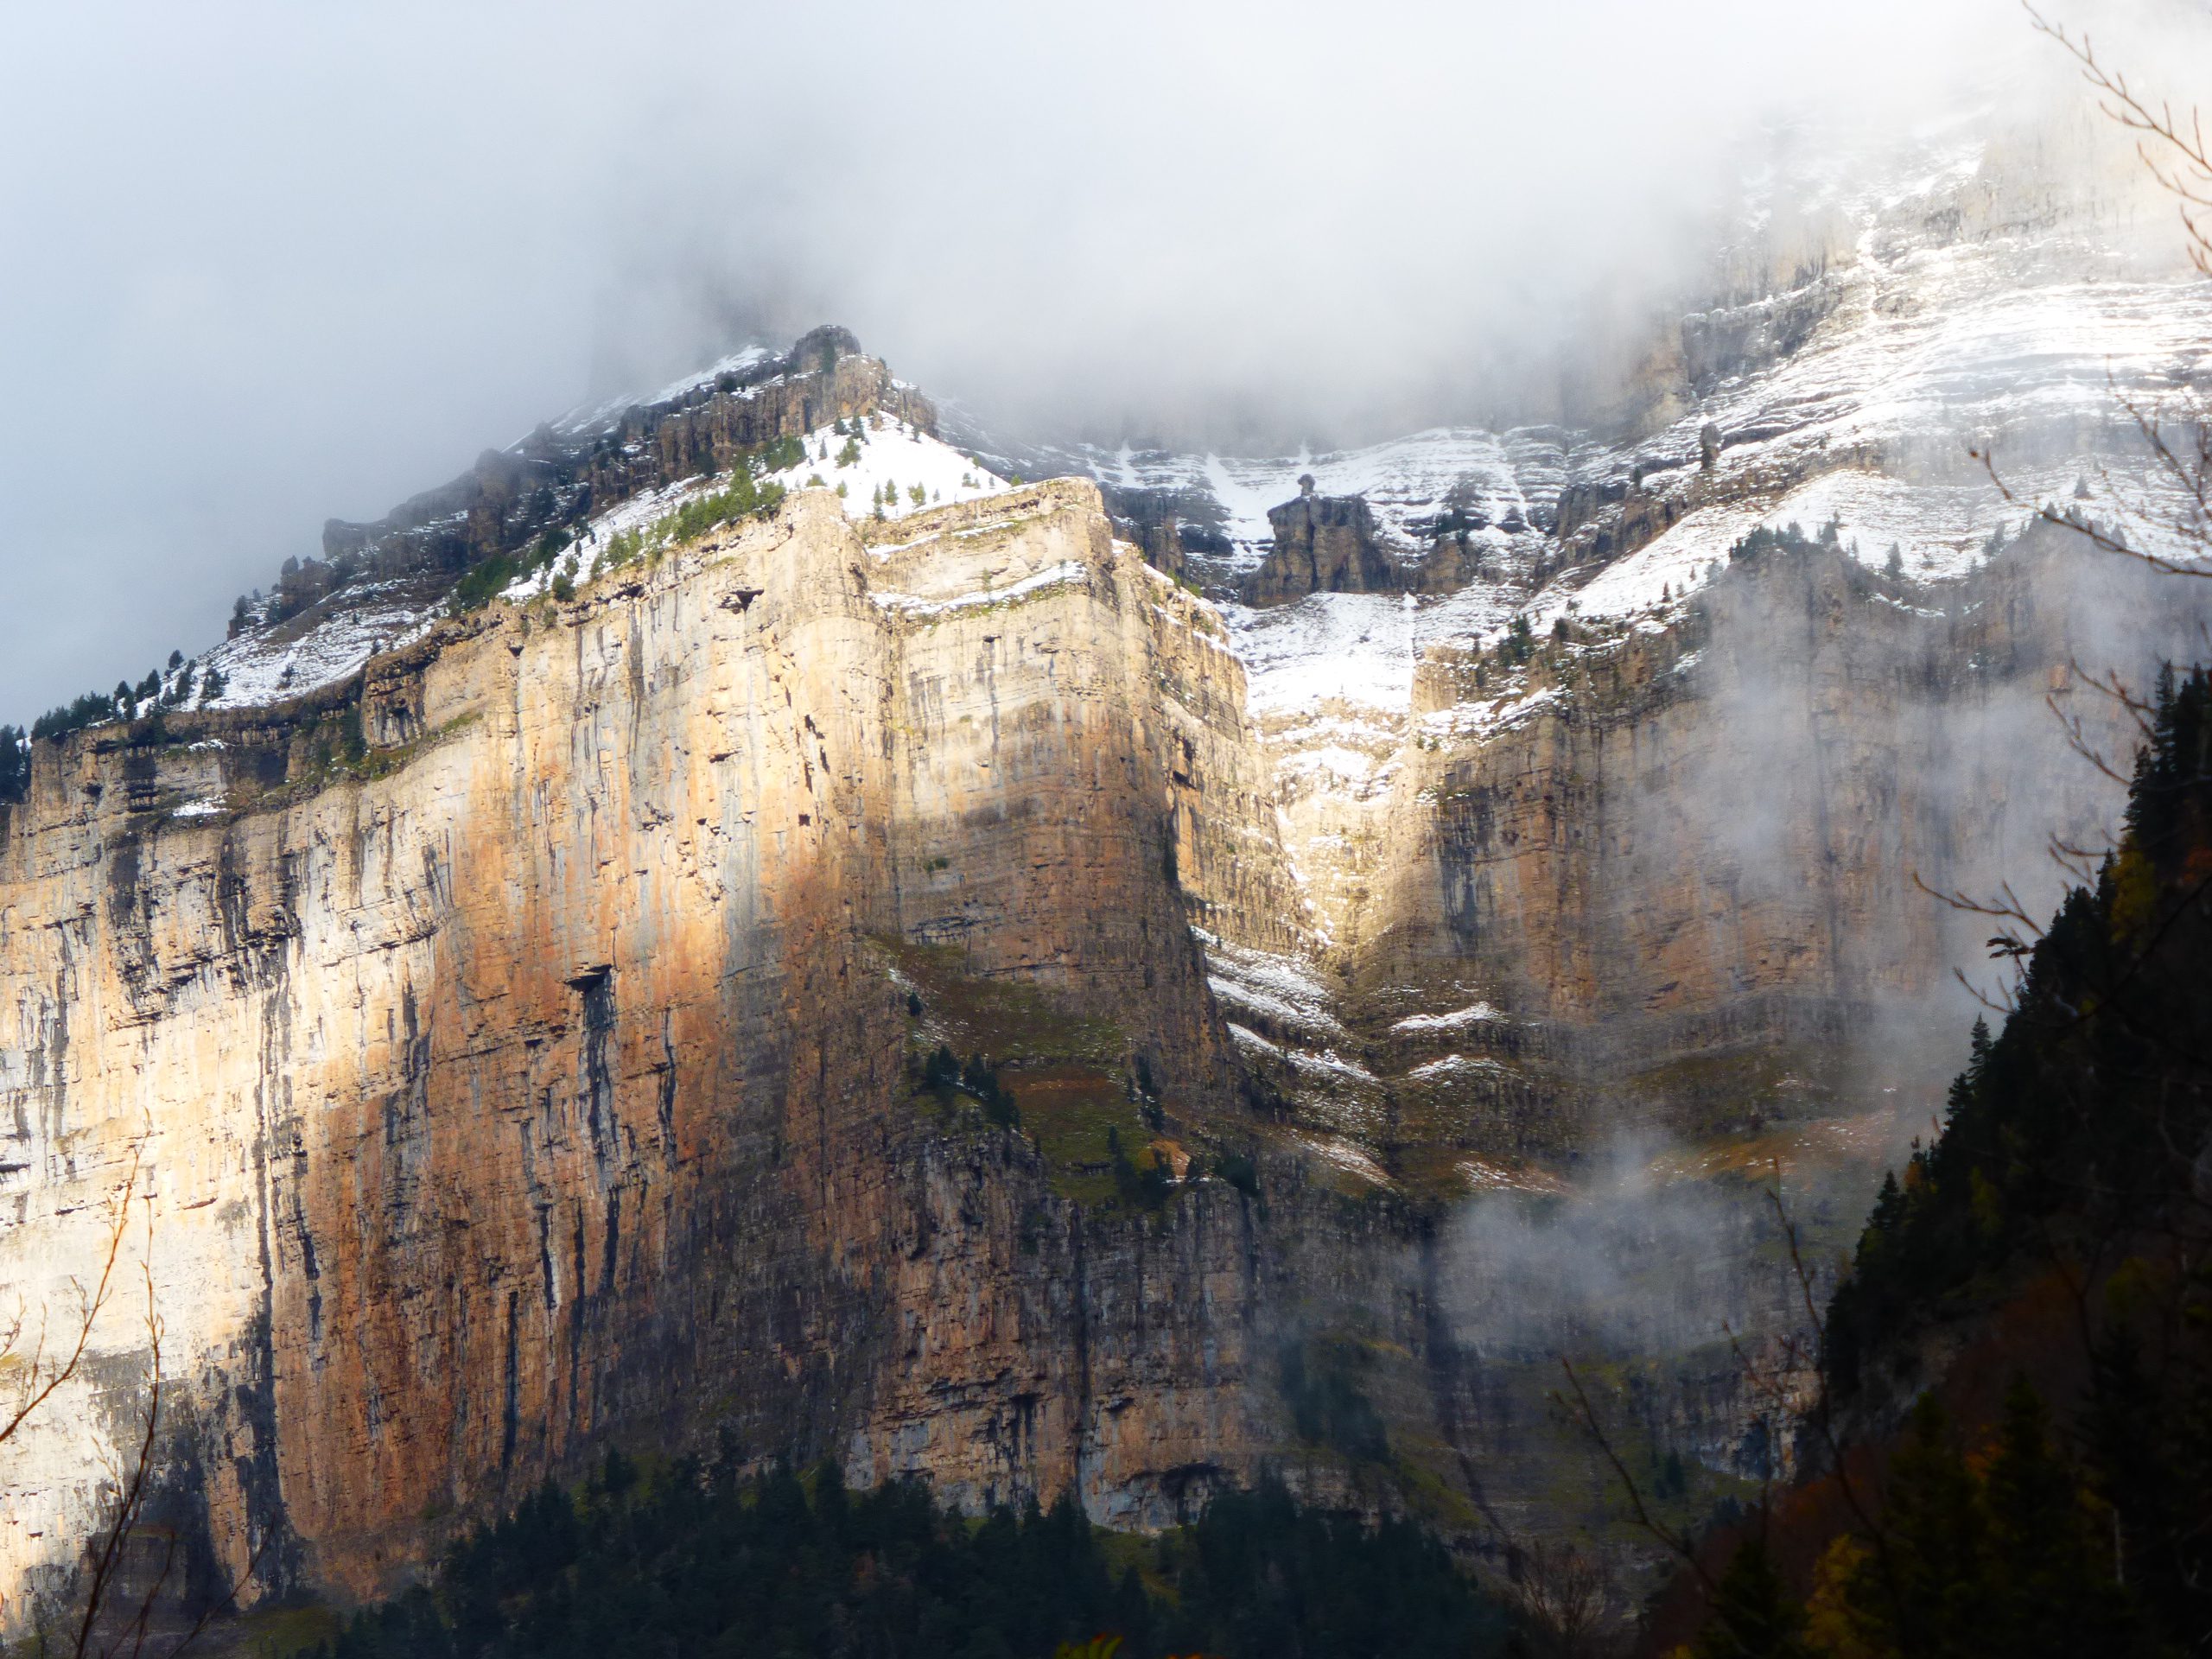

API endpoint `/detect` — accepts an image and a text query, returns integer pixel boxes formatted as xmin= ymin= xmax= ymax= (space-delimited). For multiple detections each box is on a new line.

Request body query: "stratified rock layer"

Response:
xmin=0 ymin=482 xmax=1318 ymax=1621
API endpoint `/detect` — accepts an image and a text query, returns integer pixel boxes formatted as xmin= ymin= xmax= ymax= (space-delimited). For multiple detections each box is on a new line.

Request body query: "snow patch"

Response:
xmin=1226 ymin=579 xmax=1514 ymax=717
xmin=1390 ymin=1001 xmax=1505 ymax=1033
xmin=766 ymin=418 xmax=1007 ymax=524
xmin=1294 ymin=1134 xmax=1394 ymax=1189
xmin=1406 ymin=1054 xmax=1514 ymax=1082
xmin=1227 ymin=1023 xmax=1283 ymax=1057
xmin=871 ymin=561 xmax=1087 ymax=618
xmin=1202 ymin=939 xmax=1344 ymax=1037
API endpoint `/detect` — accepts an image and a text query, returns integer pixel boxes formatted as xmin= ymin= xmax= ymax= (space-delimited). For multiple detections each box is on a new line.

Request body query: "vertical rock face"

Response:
xmin=0 ymin=481 xmax=1321 ymax=1622
xmin=1236 ymin=528 xmax=2212 ymax=1165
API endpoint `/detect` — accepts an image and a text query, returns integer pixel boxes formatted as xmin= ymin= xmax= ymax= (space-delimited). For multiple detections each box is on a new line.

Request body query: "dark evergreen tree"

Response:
xmin=1799 ymin=665 xmax=2212 ymax=1657
xmin=0 ymin=726 xmax=27 ymax=804
xmin=1691 ymin=1534 xmax=1813 ymax=1659
xmin=1981 ymin=1376 xmax=2139 ymax=1659
xmin=1840 ymin=1394 xmax=1987 ymax=1659
xmin=321 ymin=1459 xmax=1510 ymax=1659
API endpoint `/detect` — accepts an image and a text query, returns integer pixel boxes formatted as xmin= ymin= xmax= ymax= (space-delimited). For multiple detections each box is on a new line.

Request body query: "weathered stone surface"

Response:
xmin=1243 ymin=494 xmax=1400 ymax=605
xmin=1323 ymin=525 xmax=2212 ymax=1154
xmin=0 ymin=481 xmax=1332 ymax=1625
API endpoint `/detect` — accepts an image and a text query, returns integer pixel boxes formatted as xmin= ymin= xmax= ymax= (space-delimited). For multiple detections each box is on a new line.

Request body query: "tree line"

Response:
xmin=319 ymin=1452 xmax=1513 ymax=1659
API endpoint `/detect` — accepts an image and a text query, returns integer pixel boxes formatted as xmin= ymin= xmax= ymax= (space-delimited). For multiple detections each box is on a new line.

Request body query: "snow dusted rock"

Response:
xmin=312 ymin=326 xmax=934 ymax=592
xmin=1243 ymin=492 xmax=1395 ymax=604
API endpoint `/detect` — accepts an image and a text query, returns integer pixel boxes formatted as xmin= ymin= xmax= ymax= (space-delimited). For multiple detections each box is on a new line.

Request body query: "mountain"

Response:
xmin=0 ymin=94 xmax=2207 ymax=1638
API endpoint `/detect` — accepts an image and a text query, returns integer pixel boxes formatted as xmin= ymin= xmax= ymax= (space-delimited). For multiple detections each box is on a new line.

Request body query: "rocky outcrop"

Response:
xmin=1678 ymin=265 xmax=1845 ymax=395
xmin=1243 ymin=492 xmax=1399 ymax=605
xmin=1094 ymin=481 xmax=1235 ymax=588
xmin=283 ymin=330 xmax=932 ymax=620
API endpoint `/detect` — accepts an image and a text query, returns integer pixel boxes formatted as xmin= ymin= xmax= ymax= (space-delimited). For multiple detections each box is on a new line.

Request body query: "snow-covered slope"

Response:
xmin=1079 ymin=426 xmax=1569 ymax=576
xmin=488 ymin=417 xmax=1010 ymax=607
xmin=962 ymin=118 xmax=2209 ymax=724
xmin=193 ymin=585 xmax=435 ymax=711
xmin=766 ymin=416 xmax=1007 ymax=520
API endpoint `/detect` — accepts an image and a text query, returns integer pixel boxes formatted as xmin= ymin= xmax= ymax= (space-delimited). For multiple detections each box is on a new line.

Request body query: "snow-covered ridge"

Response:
xmin=92 ymin=108 xmax=2212 ymax=796
xmin=1075 ymin=425 xmax=1567 ymax=575
xmin=548 ymin=345 xmax=775 ymax=439
xmin=491 ymin=419 xmax=1014 ymax=607
xmin=186 ymin=418 xmax=1010 ymax=711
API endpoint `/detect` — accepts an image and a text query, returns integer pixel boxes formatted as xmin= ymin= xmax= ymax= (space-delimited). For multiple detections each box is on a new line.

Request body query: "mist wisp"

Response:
xmin=1444 ymin=1141 xmax=1813 ymax=1366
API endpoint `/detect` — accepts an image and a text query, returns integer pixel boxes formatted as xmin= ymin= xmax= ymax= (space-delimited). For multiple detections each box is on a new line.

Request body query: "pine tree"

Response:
xmin=1843 ymin=1394 xmax=1986 ymax=1659
xmin=1691 ymin=1533 xmax=1814 ymax=1659
xmin=1983 ymin=1376 xmax=2139 ymax=1659
xmin=0 ymin=725 xmax=28 ymax=804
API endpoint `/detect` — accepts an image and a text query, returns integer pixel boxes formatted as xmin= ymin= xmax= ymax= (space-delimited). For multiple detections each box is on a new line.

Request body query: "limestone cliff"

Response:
xmin=1322 ymin=527 xmax=2209 ymax=1162
xmin=0 ymin=480 xmax=1336 ymax=1626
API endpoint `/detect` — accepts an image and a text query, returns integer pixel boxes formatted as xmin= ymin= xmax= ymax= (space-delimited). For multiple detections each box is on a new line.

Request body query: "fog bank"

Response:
xmin=1 ymin=0 xmax=2196 ymax=715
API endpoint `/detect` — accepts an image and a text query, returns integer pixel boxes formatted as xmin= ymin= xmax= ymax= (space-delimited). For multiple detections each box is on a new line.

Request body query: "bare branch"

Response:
xmin=73 ymin=1219 xmax=162 ymax=1659
xmin=1762 ymin=1185 xmax=1921 ymax=1647
xmin=1 ymin=1152 xmax=143 ymax=1451
xmin=154 ymin=1532 xmax=272 ymax=1659
xmin=2027 ymin=3 xmax=2212 ymax=278
xmin=1553 ymin=1357 xmax=1715 ymax=1592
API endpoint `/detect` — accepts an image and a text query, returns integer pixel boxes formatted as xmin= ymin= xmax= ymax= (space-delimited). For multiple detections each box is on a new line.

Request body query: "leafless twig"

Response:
xmin=1554 ymin=1357 xmax=1714 ymax=1594
xmin=73 ymin=1210 xmax=162 ymax=1659
xmin=1 ymin=1153 xmax=142 ymax=1452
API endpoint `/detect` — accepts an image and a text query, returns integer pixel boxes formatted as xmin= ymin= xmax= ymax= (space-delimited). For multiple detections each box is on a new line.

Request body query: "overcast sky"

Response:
xmin=0 ymin=0 xmax=2168 ymax=719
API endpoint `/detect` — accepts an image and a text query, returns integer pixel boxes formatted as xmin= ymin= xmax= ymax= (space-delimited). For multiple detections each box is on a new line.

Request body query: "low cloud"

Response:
xmin=0 ymin=0 xmax=2196 ymax=715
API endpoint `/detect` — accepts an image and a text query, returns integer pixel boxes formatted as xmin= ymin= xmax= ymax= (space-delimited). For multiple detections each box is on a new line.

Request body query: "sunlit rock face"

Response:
xmin=0 ymin=480 xmax=1344 ymax=1623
